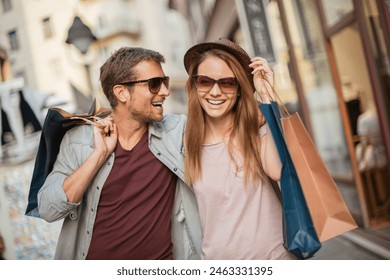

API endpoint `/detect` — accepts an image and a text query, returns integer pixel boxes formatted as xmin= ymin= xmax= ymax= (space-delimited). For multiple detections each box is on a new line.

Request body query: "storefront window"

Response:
xmin=363 ymin=0 xmax=390 ymax=124
xmin=331 ymin=21 xmax=390 ymax=223
xmin=359 ymin=0 xmax=390 ymax=222
xmin=283 ymin=0 xmax=353 ymax=179
xmin=320 ymin=0 xmax=354 ymax=27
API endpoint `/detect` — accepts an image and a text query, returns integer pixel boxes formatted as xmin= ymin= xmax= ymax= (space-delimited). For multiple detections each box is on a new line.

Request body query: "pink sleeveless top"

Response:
xmin=193 ymin=125 xmax=294 ymax=260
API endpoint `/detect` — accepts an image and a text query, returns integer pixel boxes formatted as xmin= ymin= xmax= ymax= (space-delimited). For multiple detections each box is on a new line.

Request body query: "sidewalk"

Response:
xmin=311 ymin=228 xmax=390 ymax=260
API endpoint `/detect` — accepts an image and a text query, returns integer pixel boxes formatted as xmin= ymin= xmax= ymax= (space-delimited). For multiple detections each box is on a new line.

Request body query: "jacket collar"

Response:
xmin=148 ymin=120 xmax=163 ymax=139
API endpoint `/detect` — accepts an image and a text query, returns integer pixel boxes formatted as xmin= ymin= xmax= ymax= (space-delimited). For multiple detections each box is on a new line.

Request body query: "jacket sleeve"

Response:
xmin=260 ymin=124 xmax=282 ymax=181
xmin=38 ymin=131 xmax=82 ymax=222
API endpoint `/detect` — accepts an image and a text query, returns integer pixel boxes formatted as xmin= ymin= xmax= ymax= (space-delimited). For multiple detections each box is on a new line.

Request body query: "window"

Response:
xmin=8 ymin=29 xmax=19 ymax=51
xmin=15 ymin=70 xmax=27 ymax=84
xmin=1 ymin=0 xmax=12 ymax=13
xmin=286 ymin=0 xmax=353 ymax=179
xmin=320 ymin=0 xmax=353 ymax=27
xmin=49 ymin=58 xmax=62 ymax=79
xmin=99 ymin=46 xmax=109 ymax=61
xmin=42 ymin=17 xmax=53 ymax=39
xmin=98 ymin=15 xmax=105 ymax=29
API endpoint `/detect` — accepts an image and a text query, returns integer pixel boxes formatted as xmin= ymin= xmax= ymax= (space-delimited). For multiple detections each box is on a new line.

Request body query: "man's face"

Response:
xmin=125 ymin=60 xmax=170 ymax=123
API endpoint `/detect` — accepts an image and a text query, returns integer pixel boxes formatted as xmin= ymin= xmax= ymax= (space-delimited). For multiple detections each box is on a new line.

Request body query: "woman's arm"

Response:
xmin=260 ymin=124 xmax=282 ymax=181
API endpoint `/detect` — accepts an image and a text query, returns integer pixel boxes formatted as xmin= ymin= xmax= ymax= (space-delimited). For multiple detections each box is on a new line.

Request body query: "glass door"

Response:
xmin=323 ymin=0 xmax=390 ymax=227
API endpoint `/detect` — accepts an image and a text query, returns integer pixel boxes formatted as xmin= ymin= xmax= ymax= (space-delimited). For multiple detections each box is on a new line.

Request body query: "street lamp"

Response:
xmin=65 ymin=16 xmax=97 ymax=110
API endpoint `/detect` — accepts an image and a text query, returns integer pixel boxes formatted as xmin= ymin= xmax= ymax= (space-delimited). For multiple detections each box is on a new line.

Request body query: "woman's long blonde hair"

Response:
xmin=184 ymin=49 xmax=266 ymax=186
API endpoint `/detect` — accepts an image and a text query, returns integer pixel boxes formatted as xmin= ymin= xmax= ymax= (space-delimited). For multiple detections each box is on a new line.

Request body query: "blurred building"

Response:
xmin=0 ymin=0 xmax=189 ymax=113
xmin=170 ymin=0 xmax=390 ymax=255
xmin=0 ymin=0 xmax=190 ymax=259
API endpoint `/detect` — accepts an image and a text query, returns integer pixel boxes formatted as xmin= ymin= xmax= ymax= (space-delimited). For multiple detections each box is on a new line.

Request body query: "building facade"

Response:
xmin=0 ymin=0 xmax=189 ymax=113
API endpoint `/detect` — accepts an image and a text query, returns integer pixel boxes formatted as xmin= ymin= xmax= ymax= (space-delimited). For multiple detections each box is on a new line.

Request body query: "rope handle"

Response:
xmin=255 ymin=75 xmax=290 ymax=118
xmin=70 ymin=116 xmax=106 ymax=128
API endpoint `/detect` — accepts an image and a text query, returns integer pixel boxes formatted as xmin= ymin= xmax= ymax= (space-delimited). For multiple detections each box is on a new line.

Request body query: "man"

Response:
xmin=38 ymin=47 xmax=202 ymax=260
xmin=0 ymin=233 xmax=5 ymax=260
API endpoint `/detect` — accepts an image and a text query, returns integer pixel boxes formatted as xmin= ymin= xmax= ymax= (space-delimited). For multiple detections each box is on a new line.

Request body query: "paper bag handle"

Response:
xmin=255 ymin=77 xmax=291 ymax=118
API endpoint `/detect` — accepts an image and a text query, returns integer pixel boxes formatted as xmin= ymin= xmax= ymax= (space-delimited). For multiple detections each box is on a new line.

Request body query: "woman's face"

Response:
xmin=195 ymin=56 xmax=239 ymax=123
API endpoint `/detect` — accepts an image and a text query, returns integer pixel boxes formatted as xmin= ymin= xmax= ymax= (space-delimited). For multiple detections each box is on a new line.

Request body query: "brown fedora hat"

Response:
xmin=184 ymin=37 xmax=252 ymax=78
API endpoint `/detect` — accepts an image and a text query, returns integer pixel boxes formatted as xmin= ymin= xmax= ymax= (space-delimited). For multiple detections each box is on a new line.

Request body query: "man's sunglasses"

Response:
xmin=118 ymin=76 xmax=170 ymax=94
xmin=194 ymin=75 xmax=238 ymax=94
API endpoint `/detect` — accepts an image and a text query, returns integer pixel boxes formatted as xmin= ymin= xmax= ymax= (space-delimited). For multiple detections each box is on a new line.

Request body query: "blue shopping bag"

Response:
xmin=259 ymin=102 xmax=321 ymax=259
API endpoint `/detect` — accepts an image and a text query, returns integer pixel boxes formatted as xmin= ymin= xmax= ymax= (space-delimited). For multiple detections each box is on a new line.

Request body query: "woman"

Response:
xmin=183 ymin=38 xmax=294 ymax=260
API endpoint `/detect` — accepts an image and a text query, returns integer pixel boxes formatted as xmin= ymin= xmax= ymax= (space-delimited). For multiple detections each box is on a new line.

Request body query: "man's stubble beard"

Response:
xmin=131 ymin=108 xmax=163 ymax=124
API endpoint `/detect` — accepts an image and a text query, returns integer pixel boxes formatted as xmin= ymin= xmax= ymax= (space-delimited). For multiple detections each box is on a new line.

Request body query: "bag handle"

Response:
xmin=269 ymin=177 xmax=282 ymax=203
xmin=50 ymin=99 xmax=111 ymax=128
xmin=255 ymin=77 xmax=291 ymax=118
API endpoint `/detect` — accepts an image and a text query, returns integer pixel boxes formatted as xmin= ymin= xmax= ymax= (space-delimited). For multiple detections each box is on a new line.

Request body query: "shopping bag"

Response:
xmin=25 ymin=101 xmax=111 ymax=217
xmin=259 ymin=102 xmax=321 ymax=259
xmin=281 ymin=113 xmax=358 ymax=242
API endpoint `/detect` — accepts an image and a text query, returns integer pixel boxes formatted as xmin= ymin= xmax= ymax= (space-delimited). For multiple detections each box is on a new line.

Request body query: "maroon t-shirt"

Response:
xmin=86 ymin=131 xmax=176 ymax=260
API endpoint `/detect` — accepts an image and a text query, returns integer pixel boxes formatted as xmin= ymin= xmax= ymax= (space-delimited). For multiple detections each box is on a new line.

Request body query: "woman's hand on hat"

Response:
xmin=249 ymin=57 xmax=274 ymax=103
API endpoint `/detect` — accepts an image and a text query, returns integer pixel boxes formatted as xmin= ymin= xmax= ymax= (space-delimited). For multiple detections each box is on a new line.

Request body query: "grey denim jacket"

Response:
xmin=38 ymin=114 xmax=202 ymax=260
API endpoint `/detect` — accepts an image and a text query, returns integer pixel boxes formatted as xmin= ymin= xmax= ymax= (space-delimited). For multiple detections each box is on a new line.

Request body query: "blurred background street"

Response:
xmin=0 ymin=0 xmax=390 ymax=260
xmin=0 ymin=159 xmax=61 ymax=259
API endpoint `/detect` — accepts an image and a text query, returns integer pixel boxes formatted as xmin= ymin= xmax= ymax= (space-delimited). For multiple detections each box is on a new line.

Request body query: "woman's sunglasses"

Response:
xmin=118 ymin=76 xmax=170 ymax=94
xmin=194 ymin=75 xmax=238 ymax=94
